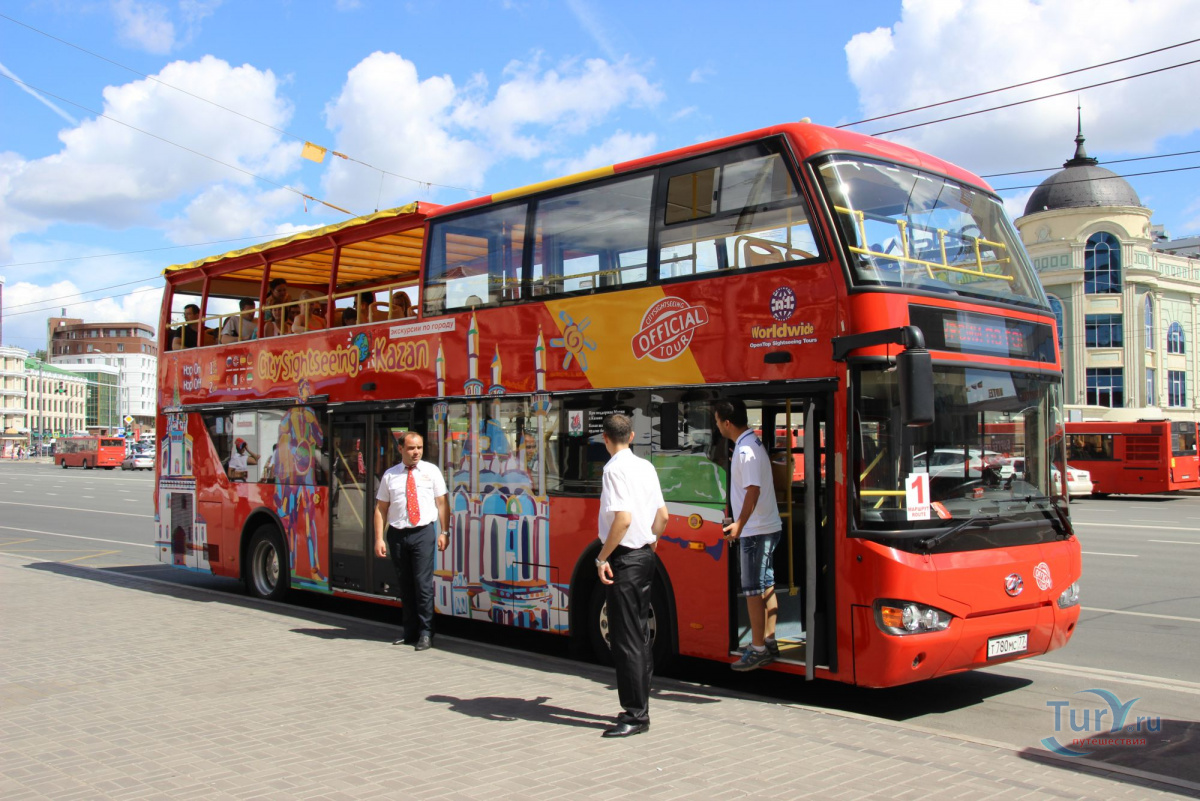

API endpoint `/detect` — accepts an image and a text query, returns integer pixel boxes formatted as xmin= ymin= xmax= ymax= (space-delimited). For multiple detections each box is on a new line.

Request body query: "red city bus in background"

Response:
xmin=1065 ymin=420 xmax=1200 ymax=496
xmin=56 ymin=436 xmax=125 ymax=469
xmin=153 ymin=121 xmax=1080 ymax=687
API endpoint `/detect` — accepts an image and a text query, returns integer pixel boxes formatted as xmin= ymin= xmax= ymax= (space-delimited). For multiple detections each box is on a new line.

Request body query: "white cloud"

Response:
xmin=845 ymin=0 xmax=1200 ymax=181
xmin=689 ymin=66 xmax=715 ymax=84
xmin=453 ymin=55 xmax=662 ymax=157
xmin=322 ymin=51 xmax=662 ymax=212
xmin=4 ymin=56 xmax=298 ymax=236
xmin=1 ymin=279 xmax=163 ymax=352
xmin=111 ymin=0 xmax=222 ymax=54
xmin=335 ymin=0 xmax=362 ymax=8
xmin=322 ymin=52 xmax=488 ymax=213
xmin=549 ymin=130 xmax=657 ymax=175
xmin=166 ymin=184 xmax=301 ymax=244
xmin=112 ymin=0 xmax=176 ymax=54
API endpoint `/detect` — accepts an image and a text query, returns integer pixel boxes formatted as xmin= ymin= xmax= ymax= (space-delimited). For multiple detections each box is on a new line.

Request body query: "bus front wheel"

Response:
xmin=586 ymin=576 xmax=675 ymax=671
xmin=60 ymin=459 xmax=67 ymax=469
xmin=246 ymin=525 xmax=290 ymax=601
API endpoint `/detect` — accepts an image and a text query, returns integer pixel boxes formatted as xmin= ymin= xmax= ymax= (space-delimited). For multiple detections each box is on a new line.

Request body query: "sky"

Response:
xmin=3 ymin=0 xmax=1200 ymax=354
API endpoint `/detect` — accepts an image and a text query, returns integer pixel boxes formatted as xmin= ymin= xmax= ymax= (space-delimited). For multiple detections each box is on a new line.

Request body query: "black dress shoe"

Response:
xmin=602 ymin=721 xmax=649 ymax=738
xmin=414 ymin=635 xmax=432 ymax=651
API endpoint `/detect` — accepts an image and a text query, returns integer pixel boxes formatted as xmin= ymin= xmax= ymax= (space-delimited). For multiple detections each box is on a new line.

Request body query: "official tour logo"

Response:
xmin=1042 ymin=689 xmax=1160 ymax=757
xmin=632 ymin=297 xmax=709 ymax=361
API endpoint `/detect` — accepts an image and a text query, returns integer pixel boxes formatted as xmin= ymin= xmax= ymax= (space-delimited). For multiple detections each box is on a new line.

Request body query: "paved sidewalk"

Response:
xmin=0 ymin=555 xmax=1192 ymax=800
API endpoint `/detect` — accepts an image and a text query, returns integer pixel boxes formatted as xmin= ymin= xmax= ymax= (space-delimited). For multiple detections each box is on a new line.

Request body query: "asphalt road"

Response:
xmin=2 ymin=460 xmax=1198 ymax=790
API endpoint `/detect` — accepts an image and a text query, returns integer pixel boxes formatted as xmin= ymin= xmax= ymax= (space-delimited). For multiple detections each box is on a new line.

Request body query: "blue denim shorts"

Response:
xmin=738 ymin=529 xmax=781 ymax=597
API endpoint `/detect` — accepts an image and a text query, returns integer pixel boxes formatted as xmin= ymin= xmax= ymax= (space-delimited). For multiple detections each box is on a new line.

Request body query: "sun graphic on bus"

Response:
xmin=549 ymin=310 xmax=597 ymax=371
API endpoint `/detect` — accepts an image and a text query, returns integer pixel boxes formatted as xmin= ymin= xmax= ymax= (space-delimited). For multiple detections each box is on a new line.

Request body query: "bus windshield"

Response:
xmin=855 ymin=366 xmax=1067 ymax=541
xmin=816 ymin=156 xmax=1046 ymax=308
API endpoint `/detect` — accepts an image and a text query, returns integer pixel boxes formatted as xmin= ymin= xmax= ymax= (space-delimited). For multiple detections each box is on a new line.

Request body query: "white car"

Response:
xmin=913 ymin=448 xmax=1004 ymax=479
xmin=121 ymin=452 xmax=154 ymax=471
xmin=1004 ymin=457 xmax=1094 ymax=498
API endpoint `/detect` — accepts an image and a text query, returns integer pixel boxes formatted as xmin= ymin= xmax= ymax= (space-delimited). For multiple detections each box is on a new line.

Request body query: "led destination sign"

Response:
xmin=908 ymin=305 xmax=1055 ymax=362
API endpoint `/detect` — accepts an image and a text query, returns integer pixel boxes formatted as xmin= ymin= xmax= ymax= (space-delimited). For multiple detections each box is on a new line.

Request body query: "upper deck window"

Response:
xmin=818 ymin=156 xmax=1047 ymax=308
xmin=530 ymin=174 xmax=654 ymax=296
xmin=659 ymin=148 xmax=818 ymax=279
xmin=425 ymin=204 xmax=528 ymax=315
xmin=423 ymin=139 xmax=820 ymax=313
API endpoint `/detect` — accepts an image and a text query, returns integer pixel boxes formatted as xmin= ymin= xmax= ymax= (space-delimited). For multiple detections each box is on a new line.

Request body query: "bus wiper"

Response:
xmin=917 ymin=514 xmax=1000 ymax=553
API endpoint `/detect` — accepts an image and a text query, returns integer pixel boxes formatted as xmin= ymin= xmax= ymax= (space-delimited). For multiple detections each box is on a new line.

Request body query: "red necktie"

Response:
xmin=406 ymin=466 xmax=420 ymax=526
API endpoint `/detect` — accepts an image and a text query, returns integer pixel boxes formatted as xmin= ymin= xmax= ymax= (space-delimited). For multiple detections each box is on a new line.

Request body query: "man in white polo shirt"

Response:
xmin=595 ymin=413 xmax=669 ymax=738
xmin=374 ymin=431 xmax=449 ymax=651
xmin=715 ymin=399 xmax=784 ymax=671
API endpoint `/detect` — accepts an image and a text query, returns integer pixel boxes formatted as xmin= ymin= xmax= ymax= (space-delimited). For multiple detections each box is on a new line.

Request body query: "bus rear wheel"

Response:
xmin=587 ymin=577 xmax=675 ymax=672
xmin=246 ymin=525 xmax=290 ymax=601
xmin=60 ymin=459 xmax=67 ymax=469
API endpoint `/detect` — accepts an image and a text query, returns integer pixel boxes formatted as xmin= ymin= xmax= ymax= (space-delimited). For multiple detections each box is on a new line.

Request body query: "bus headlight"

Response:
xmin=875 ymin=599 xmax=953 ymax=635
xmin=1057 ymin=581 xmax=1080 ymax=609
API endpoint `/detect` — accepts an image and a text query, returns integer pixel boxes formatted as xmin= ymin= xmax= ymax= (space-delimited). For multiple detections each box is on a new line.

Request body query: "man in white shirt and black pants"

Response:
xmin=596 ymin=413 xmax=669 ymax=738
xmin=374 ymin=431 xmax=449 ymax=651
xmin=715 ymin=399 xmax=784 ymax=671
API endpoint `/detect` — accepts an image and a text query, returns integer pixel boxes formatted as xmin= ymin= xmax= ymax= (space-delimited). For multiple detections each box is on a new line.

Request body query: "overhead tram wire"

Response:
xmin=866 ymin=57 xmax=1200 ymax=136
xmin=992 ymin=163 xmax=1200 ymax=193
xmin=3 ymin=276 xmax=163 ymax=311
xmin=982 ymin=149 xmax=1200 ymax=179
xmin=0 ymin=72 xmax=359 ymax=217
xmin=0 ymin=12 xmax=477 ymax=197
xmin=837 ymin=36 xmax=1200 ymax=129
xmin=3 ymin=285 xmax=162 ymax=319
xmin=1 ymin=232 xmax=292 ymax=270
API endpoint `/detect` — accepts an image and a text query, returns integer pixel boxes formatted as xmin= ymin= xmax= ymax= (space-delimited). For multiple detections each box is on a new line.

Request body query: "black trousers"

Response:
xmin=605 ymin=544 xmax=655 ymax=724
xmin=386 ymin=523 xmax=436 ymax=640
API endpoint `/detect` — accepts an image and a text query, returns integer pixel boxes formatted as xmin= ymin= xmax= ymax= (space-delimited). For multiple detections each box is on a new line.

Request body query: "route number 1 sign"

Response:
xmin=906 ymin=473 xmax=930 ymax=521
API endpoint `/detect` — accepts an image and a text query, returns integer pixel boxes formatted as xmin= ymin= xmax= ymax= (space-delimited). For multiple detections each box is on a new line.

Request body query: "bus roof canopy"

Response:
xmin=163 ymin=201 xmax=438 ymax=291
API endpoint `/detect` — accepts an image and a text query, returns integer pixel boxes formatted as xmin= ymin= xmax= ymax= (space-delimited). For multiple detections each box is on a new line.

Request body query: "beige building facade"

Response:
xmin=1016 ymin=128 xmax=1200 ymax=422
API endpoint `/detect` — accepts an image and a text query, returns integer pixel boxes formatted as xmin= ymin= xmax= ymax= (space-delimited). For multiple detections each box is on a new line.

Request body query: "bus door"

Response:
xmin=329 ymin=407 xmax=427 ymax=597
xmin=731 ymin=393 xmax=833 ymax=679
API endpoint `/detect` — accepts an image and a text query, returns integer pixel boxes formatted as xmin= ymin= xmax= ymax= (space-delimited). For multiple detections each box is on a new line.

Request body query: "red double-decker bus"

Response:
xmin=1065 ymin=419 xmax=1199 ymax=495
xmin=56 ymin=436 xmax=125 ymax=469
xmin=154 ymin=122 xmax=1080 ymax=687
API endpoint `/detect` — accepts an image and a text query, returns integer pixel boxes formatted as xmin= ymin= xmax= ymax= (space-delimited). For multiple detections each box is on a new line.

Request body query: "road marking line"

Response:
xmin=1003 ymin=659 xmax=1200 ymax=696
xmin=1083 ymin=606 xmax=1200 ymax=624
xmin=0 ymin=538 xmax=36 ymax=546
xmin=1081 ymin=551 xmax=1137 ymax=556
xmin=1082 ymin=522 xmax=1200 ymax=533
xmin=0 ymin=501 xmax=150 ymax=518
xmin=0 ymin=525 xmax=154 ymax=548
xmin=62 ymin=550 xmax=121 ymax=564
xmin=1149 ymin=539 xmax=1200 ymax=546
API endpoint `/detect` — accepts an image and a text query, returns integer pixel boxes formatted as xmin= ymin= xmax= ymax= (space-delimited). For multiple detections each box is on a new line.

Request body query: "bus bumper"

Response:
xmin=852 ymin=601 xmax=1080 ymax=688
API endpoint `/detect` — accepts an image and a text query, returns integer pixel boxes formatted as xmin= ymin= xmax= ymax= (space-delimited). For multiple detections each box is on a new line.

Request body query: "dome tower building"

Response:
xmin=1015 ymin=116 xmax=1200 ymax=422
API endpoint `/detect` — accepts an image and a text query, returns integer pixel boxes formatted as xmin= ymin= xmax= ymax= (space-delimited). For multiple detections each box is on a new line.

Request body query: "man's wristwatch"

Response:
xmin=595 ymin=558 xmax=607 ymax=567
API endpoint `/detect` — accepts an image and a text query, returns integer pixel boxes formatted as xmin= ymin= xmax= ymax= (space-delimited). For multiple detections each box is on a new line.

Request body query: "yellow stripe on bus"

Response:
xmin=491 ymin=166 xmax=616 ymax=203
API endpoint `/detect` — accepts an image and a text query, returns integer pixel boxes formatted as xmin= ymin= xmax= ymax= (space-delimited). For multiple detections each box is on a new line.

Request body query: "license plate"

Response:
xmin=987 ymin=632 xmax=1028 ymax=659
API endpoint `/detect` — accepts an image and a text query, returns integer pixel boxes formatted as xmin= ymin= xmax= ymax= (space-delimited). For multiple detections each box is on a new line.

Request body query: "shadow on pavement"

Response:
xmin=427 ymin=694 xmax=611 ymax=729
xmin=1018 ymin=721 xmax=1200 ymax=797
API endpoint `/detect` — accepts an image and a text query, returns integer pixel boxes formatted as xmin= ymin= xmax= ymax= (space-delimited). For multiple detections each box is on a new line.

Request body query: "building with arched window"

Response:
xmin=1017 ymin=123 xmax=1200 ymax=422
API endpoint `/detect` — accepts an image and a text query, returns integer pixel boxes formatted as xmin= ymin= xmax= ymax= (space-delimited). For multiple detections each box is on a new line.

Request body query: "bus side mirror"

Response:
xmin=898 ymin=348 xmax=934 ymax=428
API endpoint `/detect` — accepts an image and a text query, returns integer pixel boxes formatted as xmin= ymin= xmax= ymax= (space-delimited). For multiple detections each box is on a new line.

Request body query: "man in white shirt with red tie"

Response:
xmin=595 ymin=413 xmax=669 ymax=738
xmin=374 ymin=431 xmax=449 ymax=651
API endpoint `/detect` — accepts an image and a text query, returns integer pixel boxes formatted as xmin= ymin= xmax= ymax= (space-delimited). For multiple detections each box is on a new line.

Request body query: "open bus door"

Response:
xmin=731 ymin=392 xmax=834 ymax=678
xmin=329 ymin=404 xmax=428 ymax=598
